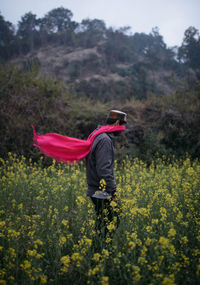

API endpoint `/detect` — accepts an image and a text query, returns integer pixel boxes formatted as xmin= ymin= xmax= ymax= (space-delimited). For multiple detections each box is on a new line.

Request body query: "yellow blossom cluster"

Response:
xmin=0 ymin=153 xmax=200 ymax=284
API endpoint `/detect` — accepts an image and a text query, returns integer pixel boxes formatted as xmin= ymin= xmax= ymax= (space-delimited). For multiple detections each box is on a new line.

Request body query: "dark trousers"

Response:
xmin=90 ymin=197 xmax=120 ymax=239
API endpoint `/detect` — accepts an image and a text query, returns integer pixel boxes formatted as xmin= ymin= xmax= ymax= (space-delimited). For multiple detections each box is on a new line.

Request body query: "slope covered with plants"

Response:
xmin=0 ymin=65 xmax=199 ymax=163
xmin=0 ymin=8 xmax=200 ymax=101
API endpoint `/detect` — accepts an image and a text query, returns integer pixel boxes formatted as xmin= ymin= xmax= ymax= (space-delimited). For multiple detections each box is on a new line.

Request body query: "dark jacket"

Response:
xmin=86 ymin=130 xmax=116 ymax=197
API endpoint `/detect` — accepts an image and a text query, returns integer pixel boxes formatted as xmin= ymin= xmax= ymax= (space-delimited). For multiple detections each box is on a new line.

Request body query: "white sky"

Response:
xmin=0 ymin=0 xmax=200 ymax=47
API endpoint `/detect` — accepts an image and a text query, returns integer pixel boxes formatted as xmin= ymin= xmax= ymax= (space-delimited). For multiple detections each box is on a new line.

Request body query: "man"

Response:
xmin=86 ymin=110 xmax=127 ymax=239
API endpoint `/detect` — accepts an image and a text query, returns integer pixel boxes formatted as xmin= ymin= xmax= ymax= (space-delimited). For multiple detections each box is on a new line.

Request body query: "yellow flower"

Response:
xmin=60 ymin=255 xmax=70 ymax=273
xmin=76 ymin=196 xmax=86 ymax=206
xmin=0 ymin=270 xmax=6 ymax=279
xmin=85 ymin=238 xmax=92 ymax=247
xmin=61 ymin=219 xmax=68 ymax=226
xmin=88 ymin=264 xmax=103 ymax=277
xmin=176 ymin=211 xmax=183 ymax=222
xmin=99 ymin=179 xmax=106 ymax=191
xmin=71 ymin=252 xmax=83 ymax=267
xmin=128 ymin=241 xmax=136 ymax=250
xmin=92 ymin=253 xmax=101 ymax=262
xmin=110 ymin=200 xmax=117 ymax=208
xmin=106 ymin=237 xmax=112 ymax=244
xmin=59 ymin=236 xmax=66 ymax=247
xmin=196 ymin=264 xmax=200 ymax=277
xmin=34 ymin=239 xmax=43 ymax=249
xmin=0 ymin=221 xmax=6 ymax=228
xmin=18 ymin=203 xmax=23 ymax=210
xmin=61 ymin=255 xmax=70 ymax=266
xmin=40 ymin=274 xmax=47 ymax=284
xmin=100 ymin=276 xmax=109 ymax=285
xmin=181 ymin=236 xmax=188 ymax=244
xmin=132 ymin=266 xmax=141 ymax=282
xmin=107 ymin=222 xmax=115 ymax=232
xmin=145 ymin=237 xmax=152 ymax=246
xmin=159 ymin=237 xmax=169 ymax=247
xmin=102 ymin=249 xmax=109 ymax=258
xmin=152 ymin=219 xmax=159 ymax=224
xmin=27 ymin=249 xmax=44 ymax=259
xmin=20 ymin=260 xmax=31 ymax=270
xmin=168 ymin=228 xmax=176 ymax=238
xmin=7 ymin=229 xmax=20 ymax=239
xmin=160 ymin=207 xmax=167 ymax=221
xmin=146 ymin=226 xmax=152 ymax=233
xmin=162 ymin=274 xmax=176 ymax=285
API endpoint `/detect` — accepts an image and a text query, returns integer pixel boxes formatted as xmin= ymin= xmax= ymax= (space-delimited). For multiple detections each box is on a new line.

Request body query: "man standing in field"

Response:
xmin=86 ymin=110 xmax=127 ymax=240
xmin=33 ymin=109 xmax=127 ymax=239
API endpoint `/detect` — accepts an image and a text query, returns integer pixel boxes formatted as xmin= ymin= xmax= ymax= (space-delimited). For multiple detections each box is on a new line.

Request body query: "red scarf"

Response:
xmin=32 ymin=125 xmax=125 ymax=163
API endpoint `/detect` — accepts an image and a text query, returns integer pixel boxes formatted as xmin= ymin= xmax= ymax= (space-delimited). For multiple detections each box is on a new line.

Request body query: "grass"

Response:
xmin=0 ymin=153 xmax=200 ymax=284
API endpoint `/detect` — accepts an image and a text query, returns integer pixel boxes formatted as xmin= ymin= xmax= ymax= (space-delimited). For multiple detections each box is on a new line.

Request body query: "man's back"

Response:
xmin=86 ymin=132 xmax=116 ymax=197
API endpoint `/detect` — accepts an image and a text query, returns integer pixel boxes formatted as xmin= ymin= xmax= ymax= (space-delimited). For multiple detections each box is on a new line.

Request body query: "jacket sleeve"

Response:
xmin=95 ymin=136 xmax=116 ymax=194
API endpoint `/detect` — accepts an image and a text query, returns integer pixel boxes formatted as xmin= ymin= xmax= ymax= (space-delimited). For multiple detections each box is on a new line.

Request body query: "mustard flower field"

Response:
xmin=0 ymin=153 xmax=200 ymax=285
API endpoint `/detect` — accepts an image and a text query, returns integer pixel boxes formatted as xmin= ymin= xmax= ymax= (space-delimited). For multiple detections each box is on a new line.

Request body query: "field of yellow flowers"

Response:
xmin=0 ymin=153 xmax=200 ymax=284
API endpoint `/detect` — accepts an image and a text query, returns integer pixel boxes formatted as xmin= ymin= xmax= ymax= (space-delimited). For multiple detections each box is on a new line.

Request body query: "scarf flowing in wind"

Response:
xmin=32 ymin=125 xmax=125 ymax=163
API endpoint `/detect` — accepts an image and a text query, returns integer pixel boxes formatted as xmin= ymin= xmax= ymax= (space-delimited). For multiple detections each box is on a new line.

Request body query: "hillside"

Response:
xmin=11 ymin=36 xmax=197 ymax=103
xmin=11 ymin=43 xmax=184 ymax=99
xmin=1 ymin=7 xmax=198 ymax=101
xmin=1 ymin=8 xmax=200 ymax=162
xmin=0 ymin=65 xmax=200 ymax=163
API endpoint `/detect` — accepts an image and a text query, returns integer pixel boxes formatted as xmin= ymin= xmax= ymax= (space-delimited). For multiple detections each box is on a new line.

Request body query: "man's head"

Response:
xmin=106 ymin=110 xmax=127 ymax=126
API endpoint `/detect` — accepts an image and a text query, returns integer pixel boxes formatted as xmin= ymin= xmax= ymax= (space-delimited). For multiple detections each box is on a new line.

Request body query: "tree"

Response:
xmin=103 ymin=27 xmax=133 ymax=64
xmin=78 ymin=18 xmax=106 ymax=47
xmin=42 ymin=7 xmax=78 ymax=45
xmin=130 ymin=32 xmax=152 ymax=55
xmin=0 ymin=13 xmax=15 ymax=61
xmin=17 ymin=12 xmax=40 ymax=53
xmin=178 ymin=26 xmax=200 ymax=70
xmin=44 ymin=7 xmax=73 ymax=33
xmin=143 ymin=27 xmax=167 ymax=67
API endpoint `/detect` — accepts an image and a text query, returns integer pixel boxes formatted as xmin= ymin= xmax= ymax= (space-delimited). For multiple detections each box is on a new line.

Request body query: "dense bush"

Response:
xmin=1 ymin=65 xmax=200 ymax=163
xmin=0 ymin=65 xmax=108 ymax=162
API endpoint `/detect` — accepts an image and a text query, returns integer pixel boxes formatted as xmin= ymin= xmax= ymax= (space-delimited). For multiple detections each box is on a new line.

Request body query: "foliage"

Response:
xmin=0 ymin=64 xmax=200 ymax=163
xmin=145 ymin=84 xmax=200 ymax=160
xmin=77 ymin=19 xmax=106 ymax=48
xmin=0 ymin=65 xmax=67 ymax=158
xmin=41 ymin=7 xmax=78 ymax=45
xmin=0 ymin=13 xmax=15 ymax=61
xmin=0 ymin=8 xmax=199 ymax=100
xmin=116 ymin=82 xmax=200 ymax=163
xmin=178 ymin=27 xmax=200 ymax=76
xmin=0 ymin=65 xmax=108 ymax=162
xmin=17 ymin=12 xmax=41 ymax=54
xmin=0 ymin=154 xmax=200 ymax=284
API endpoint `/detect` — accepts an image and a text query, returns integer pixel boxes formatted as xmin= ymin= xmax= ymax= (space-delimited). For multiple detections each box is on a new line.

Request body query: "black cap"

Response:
xmin=107 ymin=110 xmax=127 ymax=124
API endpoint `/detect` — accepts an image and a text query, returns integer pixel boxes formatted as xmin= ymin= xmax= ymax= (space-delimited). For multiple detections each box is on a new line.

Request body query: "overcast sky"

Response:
xmin=1 ymin=0 xmax=200 ymax=47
